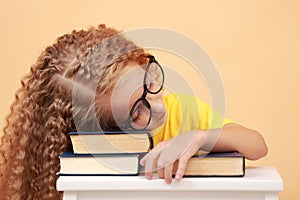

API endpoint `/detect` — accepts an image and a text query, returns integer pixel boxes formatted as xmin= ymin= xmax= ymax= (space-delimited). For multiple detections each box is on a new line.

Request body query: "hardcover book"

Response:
xmin=59 ymin=152 xmax=142 ymax=176
xmin=59 ymin=152 xmax=244 ymax=177
xmin=69 ymin=131 xmax=153 ymax=154
xmin=173 ymin=151 xmax=245 ymax=177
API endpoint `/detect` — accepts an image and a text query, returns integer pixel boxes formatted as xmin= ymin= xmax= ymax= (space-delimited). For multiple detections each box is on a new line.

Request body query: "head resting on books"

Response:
xmin=51 ymin=24 xmax=166 ymax=132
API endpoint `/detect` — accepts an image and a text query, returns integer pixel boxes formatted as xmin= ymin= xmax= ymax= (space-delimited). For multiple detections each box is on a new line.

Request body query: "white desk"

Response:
xmin=57 ymin=166 xmax=283 ymax=200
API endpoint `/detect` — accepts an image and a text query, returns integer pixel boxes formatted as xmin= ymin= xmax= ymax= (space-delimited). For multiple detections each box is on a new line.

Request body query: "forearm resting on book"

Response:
xmin=202 ymin=123 xmax=268 ymax=160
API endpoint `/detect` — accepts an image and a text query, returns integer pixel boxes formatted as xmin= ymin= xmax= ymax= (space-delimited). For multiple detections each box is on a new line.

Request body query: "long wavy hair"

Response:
xmin=0 ymin=24 xmax=147 ymax=199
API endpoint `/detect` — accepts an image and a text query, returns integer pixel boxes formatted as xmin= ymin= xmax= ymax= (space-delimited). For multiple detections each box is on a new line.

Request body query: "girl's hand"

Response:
xmin=140 ymin=130 xmax=207 ymax=184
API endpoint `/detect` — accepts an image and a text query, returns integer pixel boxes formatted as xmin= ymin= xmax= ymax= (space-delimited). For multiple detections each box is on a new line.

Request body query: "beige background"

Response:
xmin=0 ymin=0 xmax=299 ymax=199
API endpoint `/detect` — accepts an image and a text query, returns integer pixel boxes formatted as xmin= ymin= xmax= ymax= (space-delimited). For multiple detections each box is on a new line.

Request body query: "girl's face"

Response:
xmin=110 ymin=63 xmax=167 ymax=131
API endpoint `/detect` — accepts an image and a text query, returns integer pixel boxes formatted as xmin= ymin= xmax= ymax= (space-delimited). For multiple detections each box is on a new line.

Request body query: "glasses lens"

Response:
xmin=129 ymin=99 xmax=151 ymax=130
xmin=145 ymin=62 xmax=164 ymax=94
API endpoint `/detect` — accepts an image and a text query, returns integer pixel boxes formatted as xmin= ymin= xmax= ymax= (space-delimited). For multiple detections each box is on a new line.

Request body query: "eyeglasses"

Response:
xmin=122 ymin=55 xmax=165 ymax=131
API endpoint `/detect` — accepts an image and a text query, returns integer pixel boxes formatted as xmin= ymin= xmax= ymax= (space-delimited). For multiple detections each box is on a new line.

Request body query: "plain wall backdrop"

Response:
xmin=0 ymin=1 xmax=299 ymax=199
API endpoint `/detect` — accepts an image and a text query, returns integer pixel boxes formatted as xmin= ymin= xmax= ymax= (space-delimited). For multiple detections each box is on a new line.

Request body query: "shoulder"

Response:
xmin=163 ymin=93 xmax=205 ymax=106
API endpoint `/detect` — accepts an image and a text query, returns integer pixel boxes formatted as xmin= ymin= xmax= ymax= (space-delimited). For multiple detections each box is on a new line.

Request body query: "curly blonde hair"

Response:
xmin=0 ymin=24 xmax=148 ymax=199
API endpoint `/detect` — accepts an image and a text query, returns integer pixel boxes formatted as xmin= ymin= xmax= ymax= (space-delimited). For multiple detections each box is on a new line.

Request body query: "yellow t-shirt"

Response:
xmin=151 ymin=93 xmax=233 ymax=146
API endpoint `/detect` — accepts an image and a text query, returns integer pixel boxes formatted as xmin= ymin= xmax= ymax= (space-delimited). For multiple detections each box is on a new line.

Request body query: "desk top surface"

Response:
xmin=57 ymin=166 xmax=283 ymax=192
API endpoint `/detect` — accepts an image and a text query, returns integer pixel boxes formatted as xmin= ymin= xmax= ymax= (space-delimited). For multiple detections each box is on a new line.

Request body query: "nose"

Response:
xmin=146 ymin=92 xmax=165 ymax=116
xmin=151 ymin=103 xmax=165 ymax=115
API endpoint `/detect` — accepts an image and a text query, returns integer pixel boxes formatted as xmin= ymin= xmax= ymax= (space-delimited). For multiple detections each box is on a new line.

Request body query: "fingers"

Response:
xmin=144 ymin=147 xmax=178 ymax=184
xmin=175 ymin=157 xmax=189 ymax=181
xmin=141 ymin=151 xmax=189 ymax=183
xmin=157 ymin=163 xmax=173 ymax=184
xmin=140 ymin=141 xmax=169 ymax=180
xmin=163 ymin=162 xmax=174 ymax=184
xmin=141 ymin=148 xmax=175 ymax=183
xmin=140 ymin=150 xmax=161 ymax=180
xmin=140 ymin=132 xmax=202 ymax=183
xmin=157 ymin=154 xmax=175 ymax=184
xmin=139 ymin=154 xmax=147 ymax=166
xmin=140 ymin=142 xmax=164 ymax=167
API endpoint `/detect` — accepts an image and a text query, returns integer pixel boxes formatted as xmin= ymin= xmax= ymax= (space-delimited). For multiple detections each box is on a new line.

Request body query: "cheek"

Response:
xmin=151 ymin=104 xmax=165 ymax=115
xmin=150 ymin=100 xmax=166 ymax=122
xmin=148 ymin=106 xmax=167 ymax=128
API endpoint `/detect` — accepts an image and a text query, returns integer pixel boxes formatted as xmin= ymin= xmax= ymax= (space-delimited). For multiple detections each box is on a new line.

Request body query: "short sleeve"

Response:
xmin=153 ymin=93 xmax=234 ymax=145
xmin=196 ymin=97 xmax=234 ymax=129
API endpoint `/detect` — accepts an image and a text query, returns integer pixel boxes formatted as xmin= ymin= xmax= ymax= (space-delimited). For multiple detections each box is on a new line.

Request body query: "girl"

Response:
xmin=0 ymin=24 xmax=268 ymax=199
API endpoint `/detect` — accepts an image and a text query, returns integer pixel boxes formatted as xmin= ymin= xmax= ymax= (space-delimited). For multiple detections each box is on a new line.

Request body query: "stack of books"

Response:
xmin=58 ymin=131 xmax=245 ymax=177
xmin=59 ymin=131 xmax=152 ymax=176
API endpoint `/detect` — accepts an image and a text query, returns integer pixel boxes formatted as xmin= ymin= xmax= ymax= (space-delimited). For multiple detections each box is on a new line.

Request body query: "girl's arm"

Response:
xmin=141 ymin=122 xmax=268 ymax=184
xmin=205 ymin=123 xmax=268 ymax=160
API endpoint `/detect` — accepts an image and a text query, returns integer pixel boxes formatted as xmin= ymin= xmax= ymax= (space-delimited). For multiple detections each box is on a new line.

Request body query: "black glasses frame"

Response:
xmin=122 ymin=55 xmax=165 ymax=131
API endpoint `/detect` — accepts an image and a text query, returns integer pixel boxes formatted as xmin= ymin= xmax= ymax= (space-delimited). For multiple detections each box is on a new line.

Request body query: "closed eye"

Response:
xmin=132 ymin=105 xmax=142 ymax=122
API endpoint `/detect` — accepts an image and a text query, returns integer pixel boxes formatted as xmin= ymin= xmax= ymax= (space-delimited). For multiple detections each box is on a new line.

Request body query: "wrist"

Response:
xmin=200 ymin=129 xmax=223 ymax=152
xmin=195 ymin=130 xmax=208 ymax=149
